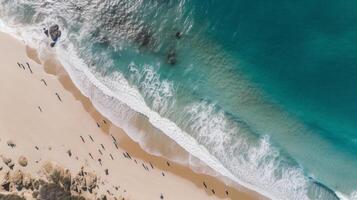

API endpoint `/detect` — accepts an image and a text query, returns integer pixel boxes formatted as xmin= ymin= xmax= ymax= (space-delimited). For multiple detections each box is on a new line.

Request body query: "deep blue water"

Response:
xmin=1 ymin=0 xmax=356 ymax=199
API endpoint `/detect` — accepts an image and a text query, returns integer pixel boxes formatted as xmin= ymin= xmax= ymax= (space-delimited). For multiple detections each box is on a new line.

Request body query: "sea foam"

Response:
xmin=0 ymin=12 xmax=342 ymax=200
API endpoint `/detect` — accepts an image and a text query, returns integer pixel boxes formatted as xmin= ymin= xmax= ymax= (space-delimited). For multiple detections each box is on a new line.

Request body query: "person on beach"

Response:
xmin=55 ymin=93 xmax=62 ymax=102
xmin=67 ymin=150 xmax=72 ymax=157
xmin=26 ymin=62 xmax=33 ymax=73
xmin=89 ymin=135 xmax=94 ymax=142
xmin=123 ymin=152 xmax=127 ymax=158
xmin=41 ymin=79 xmax=47 ymax=86
xmin=17 ymin=62 xmax=22 ymax=69
xmin=80 ymin=136 xmax=85 ymax=143
xmin=113 ymin=142 xmax=118 ymax=149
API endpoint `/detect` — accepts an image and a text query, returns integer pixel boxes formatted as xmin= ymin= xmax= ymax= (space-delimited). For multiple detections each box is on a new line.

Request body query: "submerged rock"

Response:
xmin=175 ymin=31 xmax=182 ymax=39
xmin=167 ymin=50 xmax=177 ymax=65
xmin=135 ymin=27 xmax=153 ymax=47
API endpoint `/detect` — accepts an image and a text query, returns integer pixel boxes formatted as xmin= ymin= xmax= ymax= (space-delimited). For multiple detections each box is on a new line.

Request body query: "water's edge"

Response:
xmin=0 ymin=25 xmax=269 ymax=199
xmin=0 ymin=14 xmax=349 ymax=199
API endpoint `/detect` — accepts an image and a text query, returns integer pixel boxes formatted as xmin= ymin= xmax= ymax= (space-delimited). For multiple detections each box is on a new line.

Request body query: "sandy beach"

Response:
xmin=0 ymin=31 xmax=263 ymax=199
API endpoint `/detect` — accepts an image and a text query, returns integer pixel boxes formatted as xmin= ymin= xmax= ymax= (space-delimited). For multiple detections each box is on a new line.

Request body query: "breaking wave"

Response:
xmin=0 ymin=0 xmax=350 ymax=199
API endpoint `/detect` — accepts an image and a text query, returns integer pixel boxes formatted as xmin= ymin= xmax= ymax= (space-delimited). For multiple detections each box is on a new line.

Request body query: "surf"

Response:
xmin=1 ymin=0 xmax=354 ymax=199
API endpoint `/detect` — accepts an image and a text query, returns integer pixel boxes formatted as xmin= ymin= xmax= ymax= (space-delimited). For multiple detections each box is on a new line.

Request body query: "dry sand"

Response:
xmin=0 ymin=32 xmax=264 ymax=200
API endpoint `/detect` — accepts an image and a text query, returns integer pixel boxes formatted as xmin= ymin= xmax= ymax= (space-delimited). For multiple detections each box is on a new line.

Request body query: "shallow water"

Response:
xmin=1 ymin=0 xmax=356 ymax=199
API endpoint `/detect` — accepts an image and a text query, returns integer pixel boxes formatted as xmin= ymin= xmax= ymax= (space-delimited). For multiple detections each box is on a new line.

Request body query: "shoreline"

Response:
xmin=0 ymin=31 xmax=264 ymax=199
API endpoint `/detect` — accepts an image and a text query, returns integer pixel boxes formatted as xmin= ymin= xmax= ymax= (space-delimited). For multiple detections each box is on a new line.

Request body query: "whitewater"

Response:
xmin=1 ymin=1 xmax=356 ymax=199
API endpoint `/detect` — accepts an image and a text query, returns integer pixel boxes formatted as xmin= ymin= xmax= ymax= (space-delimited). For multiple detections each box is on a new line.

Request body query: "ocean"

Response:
xmin=0 ymin=0 xmax=356 ymax=199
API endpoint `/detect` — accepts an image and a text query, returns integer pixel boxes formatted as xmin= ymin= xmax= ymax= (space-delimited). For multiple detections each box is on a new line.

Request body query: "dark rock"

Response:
xmin=44 ymin=28 xmax=49 ymax=37
xmin=39 ymin=183 xmax=70 ymax=200
xmin=32 ymin=191 xmax=39 ymax=198
xmin=2 ymin=157 xmax=15 ymax=170
xmin=135 ymin=27 xmax=152 ymax=47
xmin=67 ymin=150 xmax=72 ymax=157
xmin=2 ymin=182 xmax=10 ymax=192
xmin=49 ymin=24 xmax=61 ymax=42
xmin=22 ymin=174 xmax=32 ymax=189
xmin=7 ymin=140 xmax=16 ymax=148
xmin=50 ymin=42 xmax=56 ymax=48
xmin=32 ymin=180 xmax=41 ymax=190
xmin=12 ymin=170 xmax=24 ymax=191
xmin=32 ymin=191 xmax=40 ymax=199
xmin=61 ymin=176 xmax=71 ymax=191
xmin=175 ymin=31 xmax=182 ymax=39
xmin=0 ymin=193 xmax=25 ymax=200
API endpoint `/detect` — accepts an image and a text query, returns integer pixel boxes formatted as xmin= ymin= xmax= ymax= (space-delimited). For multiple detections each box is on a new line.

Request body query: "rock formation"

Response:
xmin=44 ymin=24 xmax=62 ymax=47
xmin=7 ymin=140 xmax=16 ymax=148
xmin=49 ymin=24 xmax=61 ymax=42
xmin=167 ymin=50 xmax=177 ymax=65
xmin=2 ymin=155 xmax=15 ymax=170
xmin=18 ymin=156 xmax=28 ymax=167
xmin=0 ymin=161 xmax=102 ymax=199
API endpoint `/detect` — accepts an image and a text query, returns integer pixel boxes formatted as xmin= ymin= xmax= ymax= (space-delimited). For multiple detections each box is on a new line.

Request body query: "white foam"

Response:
xmin=336 ymin=191 xmax=357 ymax=200
xmin=0 ymin=18 xmax=342 ymax=200
xmin=0 ymin=20 xmax=301 ymax=200
xmin=54 ymin=41 xmax=316 ymax=199
xmin=49 ymin=28 xmax=285 ymax=200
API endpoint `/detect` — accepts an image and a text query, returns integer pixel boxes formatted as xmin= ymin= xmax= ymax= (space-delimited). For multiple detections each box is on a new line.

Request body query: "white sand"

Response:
xmin=0 ymin=32 xmax=230 ymax=200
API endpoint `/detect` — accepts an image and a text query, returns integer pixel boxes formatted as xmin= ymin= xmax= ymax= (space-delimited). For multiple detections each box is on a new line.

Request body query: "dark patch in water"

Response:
xmin=135 ymin=27 xmax=154 ymax=47
xmin=307 ymin=178 xmax=340 ymax=200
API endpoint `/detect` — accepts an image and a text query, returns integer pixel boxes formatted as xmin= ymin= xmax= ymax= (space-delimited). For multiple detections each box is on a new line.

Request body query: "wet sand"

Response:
xmin=0 ymin=32 xmax=264 ymax=200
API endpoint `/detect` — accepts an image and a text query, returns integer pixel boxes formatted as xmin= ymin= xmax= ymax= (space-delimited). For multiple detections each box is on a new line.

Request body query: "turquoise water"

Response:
xmin=1 ymin=0 xmax=356 ymax=199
